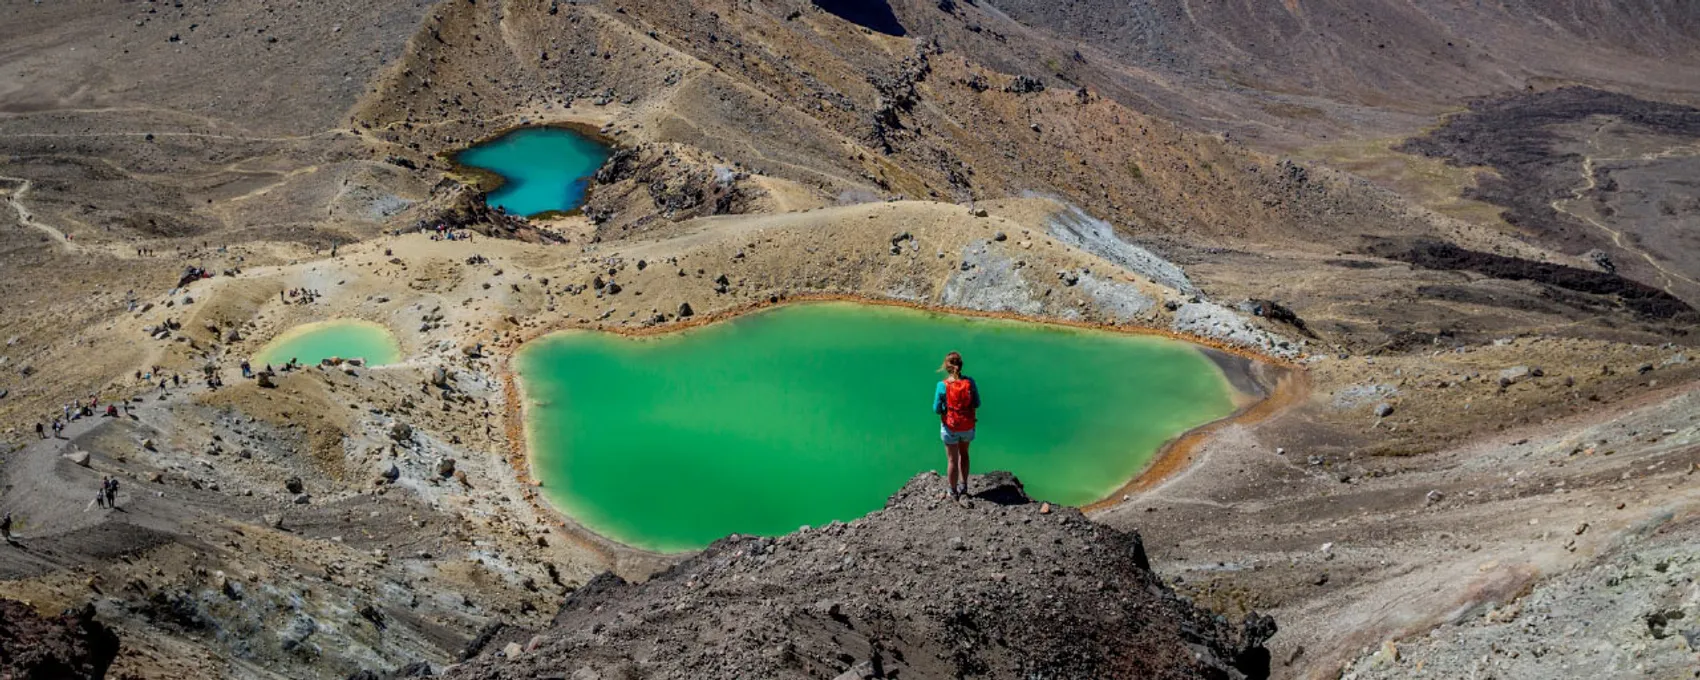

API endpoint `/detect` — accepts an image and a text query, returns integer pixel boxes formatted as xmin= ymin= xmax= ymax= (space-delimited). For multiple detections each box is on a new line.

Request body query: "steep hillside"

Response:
xmin=959 ymin=0 xmax=1700 ymax=139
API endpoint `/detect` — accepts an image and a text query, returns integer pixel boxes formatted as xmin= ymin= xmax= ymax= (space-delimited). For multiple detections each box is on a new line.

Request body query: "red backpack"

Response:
xmin=943 ymin=378 xmax=977 ymax=432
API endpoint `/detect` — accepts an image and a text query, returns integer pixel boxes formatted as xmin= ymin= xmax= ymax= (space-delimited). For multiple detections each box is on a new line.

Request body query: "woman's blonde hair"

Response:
xmin=939 ymin=351 xmax=963 ymax=377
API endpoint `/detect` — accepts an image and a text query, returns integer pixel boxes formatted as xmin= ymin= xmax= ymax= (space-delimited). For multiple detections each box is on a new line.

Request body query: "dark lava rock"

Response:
xmin=1244 ymin=298 xmax=1313 ymax=336
xmin=1005 ymin=75 xmax=1046 ymax=94
xmin=444 ymin=472 xmax=1274 ymax=680
xmin=677 ymin=302 xmax=694 ymax=318
xmin=0 ymin=600 xmax=120 ymax=680
xmin=284 ymin=476 xmax=304 ymax=495
xmin=1364 ymin=237 xmax=1695 ymax=321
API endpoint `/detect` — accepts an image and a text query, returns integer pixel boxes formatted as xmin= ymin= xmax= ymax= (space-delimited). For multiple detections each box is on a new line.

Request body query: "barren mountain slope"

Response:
xmin=961 ymin=0 xmax=1700 ymax=141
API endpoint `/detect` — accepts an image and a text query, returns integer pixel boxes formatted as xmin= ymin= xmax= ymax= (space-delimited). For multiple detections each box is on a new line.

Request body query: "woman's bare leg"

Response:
xmin=944 ymin=443 xmax=961 ymax=493
xmin=958 ymin=441 xmax=970 ymax=491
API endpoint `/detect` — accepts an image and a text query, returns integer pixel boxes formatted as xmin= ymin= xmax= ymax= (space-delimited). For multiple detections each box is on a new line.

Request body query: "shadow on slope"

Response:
xmin=813 ymin=0 xmax=906 ymax=36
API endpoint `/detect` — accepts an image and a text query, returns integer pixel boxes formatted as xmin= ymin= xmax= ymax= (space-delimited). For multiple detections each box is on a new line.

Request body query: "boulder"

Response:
xmin=284 ymin=476 xmax=304 ymax=494
xmin=437 ymin=458 xmax=456 ymax=478
xmin=390 ymin=423 xmax=414 ymax=442
xmin=382 ymin=464 xmax=401 ymax=483
xmin=65 ymin=450 xmax=91 ymax=467
xmin=678 ymin=302 xmax=694 ymax=318
xmin=1498 ymin=366 xmax=1531 ymax=386
xmin=293 ymin=493 xmax=311 ymax=505
xmin=1373 ymin=403 xmax=1395 ymax=418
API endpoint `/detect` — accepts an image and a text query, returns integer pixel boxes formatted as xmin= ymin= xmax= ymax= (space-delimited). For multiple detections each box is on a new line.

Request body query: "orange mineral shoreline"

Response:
xmin=496 ymin=293 xmax=1311 ymax=568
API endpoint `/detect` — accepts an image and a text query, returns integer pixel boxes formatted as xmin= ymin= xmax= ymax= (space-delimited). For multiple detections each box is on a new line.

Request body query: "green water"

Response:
xmin=517 ymin=303 xmax=1238 ymax=552
xmin=253 ymin=320 xmax=403 ymax=368
xmin=453 ymin=126 xmax=612 ymax=217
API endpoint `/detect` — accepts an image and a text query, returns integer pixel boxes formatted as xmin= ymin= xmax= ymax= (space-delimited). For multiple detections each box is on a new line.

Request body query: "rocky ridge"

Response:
xmin=444 ymin=472 xmax=1275 ymax=679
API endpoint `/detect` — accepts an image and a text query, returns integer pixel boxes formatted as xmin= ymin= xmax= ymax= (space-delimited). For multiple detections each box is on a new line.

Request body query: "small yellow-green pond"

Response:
xmin=517 ymin=303 xmax=1239 ymax=552
xmin=253 ymin=320 xmax=403 ymax=368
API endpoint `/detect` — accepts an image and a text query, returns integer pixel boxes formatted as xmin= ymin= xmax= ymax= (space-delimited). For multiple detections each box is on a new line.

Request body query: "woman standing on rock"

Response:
xmin=934 ymin=351 xmax=980 ymax=500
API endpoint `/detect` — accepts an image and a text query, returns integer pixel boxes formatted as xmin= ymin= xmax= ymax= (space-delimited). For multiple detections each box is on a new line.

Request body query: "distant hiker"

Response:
xmin=104 ymin=477 xmax=119 ymax=510
xmin=1 ymin=513 xmax=12 ymax=544
xmin=241 ymin=361 xmax=252 ymax=378
xmin=934 ymin=351 xmax=981 ymax=500
xmin=35 ymin=422 xmax=45 ymax=439
xmin=87 ymin=477 xmax=110 ymax=511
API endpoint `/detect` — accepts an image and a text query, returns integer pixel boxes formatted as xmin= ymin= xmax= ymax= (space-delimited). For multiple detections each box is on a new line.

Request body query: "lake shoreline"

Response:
xmin=445 ymin=123 xmax=616 ymax=218
xmin=496 ymin=295 xmax=1307 ymax=562
xmin=252 ymin=318 xmax=403 ymax=367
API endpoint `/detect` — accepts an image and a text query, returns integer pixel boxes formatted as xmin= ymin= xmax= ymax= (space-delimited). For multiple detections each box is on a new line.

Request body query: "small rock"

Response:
xmin=1373 ymin=402 xmax=1394 ymax=418
xmin=293 ymin=493 xmax=311 ymax=505
xmin=1425 ymin=490 xmax=1444 ymax=505
xmin=285 ymin=476 xmax=304 ymax=494
xmin=678 ymin=302 xmax=694 ymax=318
xmin=1377 ymin=640 xmax=1399 ymax=664
xmin=65 ymin=450 xmax=91 ymax=467
xmin=992 ymin=231 xmax=1006 ymax=241
xmin=381 ymin=464 xmax=400 ymax=482
xmin=390 ymin=423 xmax=413 ymax=442
xmin=1039 ymin=502 xmax=1051 ymax=514
xmin=503 ymin=642 xmax=523 ymax=658
xmin=1313 ymin=572 xmax=1329 ymax=586
xmin=437 ymin=458 xmax=456 ymax=478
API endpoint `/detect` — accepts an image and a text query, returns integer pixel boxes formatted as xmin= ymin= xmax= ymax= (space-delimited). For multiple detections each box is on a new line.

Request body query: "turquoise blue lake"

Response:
xmin=453 ymin=127 xmax=612 ymax=217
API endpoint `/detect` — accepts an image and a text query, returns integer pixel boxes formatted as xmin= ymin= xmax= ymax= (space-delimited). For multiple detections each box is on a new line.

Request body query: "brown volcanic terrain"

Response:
xmin=0 ymin=1 xmax=1697 ymax=679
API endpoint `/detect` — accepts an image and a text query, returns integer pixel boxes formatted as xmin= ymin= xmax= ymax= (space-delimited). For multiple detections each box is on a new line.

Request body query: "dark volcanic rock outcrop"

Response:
xmin=1366 ymin=237 xmax=1697 ymax=322
xmin=1398 ymin=88 xmax=1700 ymax=257
xmin=0 ymin=600 xmax=120 ymax=680
xmin=447 ymin=472 xmax=1274 ymax=679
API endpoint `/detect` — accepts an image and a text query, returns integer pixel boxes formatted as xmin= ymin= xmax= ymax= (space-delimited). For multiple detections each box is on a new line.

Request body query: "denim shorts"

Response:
xmin=940 ymin=426 xmax=975 ymax=444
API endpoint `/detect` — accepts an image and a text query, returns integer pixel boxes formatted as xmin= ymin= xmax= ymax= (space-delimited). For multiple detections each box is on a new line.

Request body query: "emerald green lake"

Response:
xmin=253 ymin=320 xmax=402 ymax=368
xmin=453 ymin=126 xmax=612 ymax=217
xmin=517 ymin=303 xmax=1238 ymax=552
